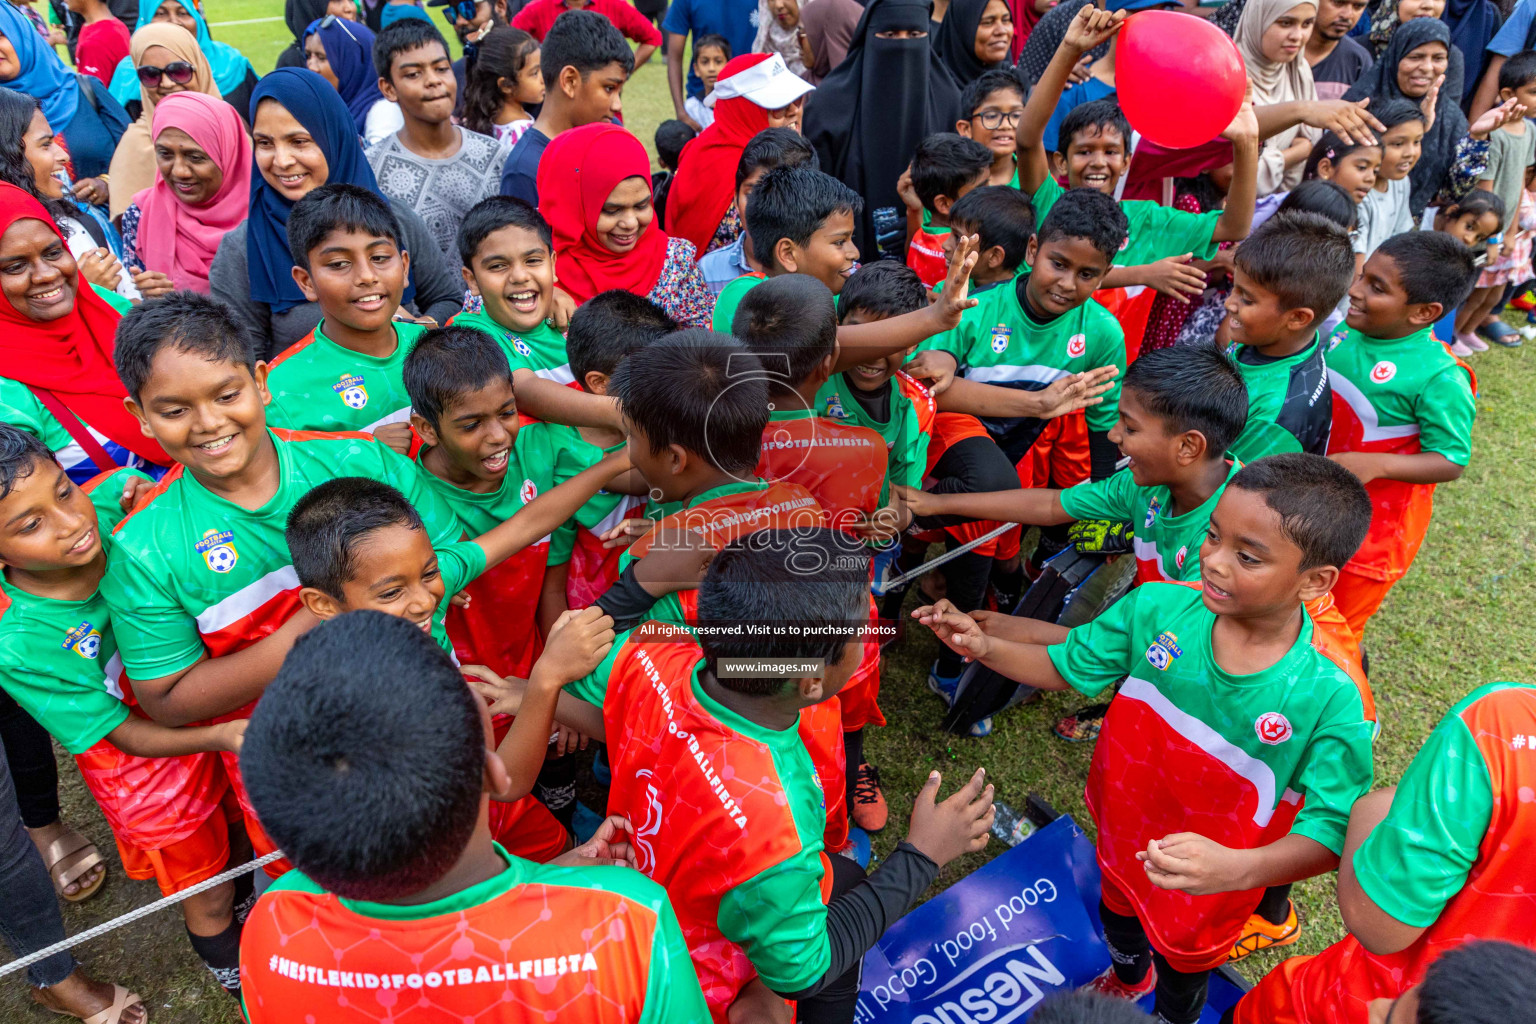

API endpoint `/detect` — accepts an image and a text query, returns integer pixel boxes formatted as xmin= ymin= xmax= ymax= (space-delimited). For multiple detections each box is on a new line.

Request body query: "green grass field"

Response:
xmin=2 ymin=8 xmax=1533 ymax=1019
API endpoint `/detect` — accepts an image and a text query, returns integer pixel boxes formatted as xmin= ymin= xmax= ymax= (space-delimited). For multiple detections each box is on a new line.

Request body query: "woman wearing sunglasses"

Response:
xmin=209 ymin=68 xmax=462 ymax=359
xmin=0 ymin=2 xmax=130 ymax=197
xmin=304 ymin=15 xmax=405 ymax=146
xmin=104 ymin=0 xmax=258 ymax=122
xmin=105 ymin=23 xmax=227 ymax=220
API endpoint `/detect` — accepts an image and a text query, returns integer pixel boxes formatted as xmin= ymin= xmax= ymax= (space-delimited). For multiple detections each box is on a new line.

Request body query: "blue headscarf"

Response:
xmin=0 ymin=3 xmax=80 ymax=132
xmin=304 ymin=17 xmax=386 ymax=136
xmin=245 ymin=69 xmax=413 ymax=313
xmin=107 ymin=0 xmax=255 ymax=105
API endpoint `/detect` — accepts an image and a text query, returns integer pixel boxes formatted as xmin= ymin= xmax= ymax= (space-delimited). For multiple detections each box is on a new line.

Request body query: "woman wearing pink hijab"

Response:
xmin=118 ymin=90 xmax=249 ymax=297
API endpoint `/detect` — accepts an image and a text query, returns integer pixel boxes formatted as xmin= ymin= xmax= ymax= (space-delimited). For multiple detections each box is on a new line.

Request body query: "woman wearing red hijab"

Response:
xmin=0 ymin=182 xmax=169 ymax=483
xmin=538 ymin=122 xmax=714 ymax=327
xmin=664 ymin=52 xmax=815 ymax=258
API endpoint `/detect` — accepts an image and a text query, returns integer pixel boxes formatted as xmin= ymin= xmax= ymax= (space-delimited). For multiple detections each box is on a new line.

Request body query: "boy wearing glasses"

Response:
xmin=956 ymin=68 xmax=1028 ymax=188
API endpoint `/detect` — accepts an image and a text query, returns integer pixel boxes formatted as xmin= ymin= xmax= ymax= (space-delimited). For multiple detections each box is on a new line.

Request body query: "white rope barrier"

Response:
xmin=0 ymin=851 xmax=285 ymax=980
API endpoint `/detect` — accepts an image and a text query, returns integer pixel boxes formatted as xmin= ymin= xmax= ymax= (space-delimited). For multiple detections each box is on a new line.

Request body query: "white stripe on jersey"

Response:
xmin=966 ymin=364 xmax=1070 ymax=387
xmin=196 ymin=565 xmax=301 ymax=636
xmin=104 ymin=652 xmax=124 ymax=701
xmin=1120 ymin=676 xmax=1301 ymax=827
xmin=1131 ymin=536 xmax=1174 ymax=581
xmin=535 ymin=364 xmax=576 ymax=385
xmin=362 ymin=405 xmax=413 ymax=432
xmin=590 ymin=498 xmax=641 ymax=537
xmin=1327 ymin=369 xmax=1421 ymax=444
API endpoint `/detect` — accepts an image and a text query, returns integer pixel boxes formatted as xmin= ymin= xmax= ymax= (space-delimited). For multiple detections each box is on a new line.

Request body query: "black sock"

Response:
xmin=990 ymin=561 xmax=1026 ymax=612
xmin=535 ymin=751 xmax=577 ymax=832
xmin=187 ymin=919 xmax=242 ymax=997
xmin=1255 ymin=884 xmax=1292 ymax=925
xmin=843 ymin=729 xmax=865 ymax=812
xmin=232 ymin=869 xmax=256 ymax=925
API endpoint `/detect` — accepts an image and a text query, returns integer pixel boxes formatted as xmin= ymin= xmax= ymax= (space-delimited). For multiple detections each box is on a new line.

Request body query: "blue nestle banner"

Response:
xmin=854 ymin=816 xmax=1248 ymax=1023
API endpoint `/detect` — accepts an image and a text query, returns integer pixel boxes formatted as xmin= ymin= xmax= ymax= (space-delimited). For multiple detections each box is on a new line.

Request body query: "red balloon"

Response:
xmin=1115 ymin=10 xmax=1247 ymax=150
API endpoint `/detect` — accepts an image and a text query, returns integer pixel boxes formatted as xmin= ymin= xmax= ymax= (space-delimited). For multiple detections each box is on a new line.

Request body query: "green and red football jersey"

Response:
xmin=816 ymin=370 xmax=936 ymax=493
xmin=547 ymin=423 xmax=645 ymax=610
xmin=568 ymin=626 xmax=839 ymax=1021
xmin=240 ymin=844 xmax=710 ymax=1024
xmin=1048 ymin=582 xmax=1374 ymax=968
xmin=1325 ymin=325 xmax=1475 ymax=582
xmin=450 ymin=310 xmax=572 ymax=383
xmin=1239 ymin=683 xmax=1536 ymax=1024
xmin=264 ymin=321 xmax=428 ymax=434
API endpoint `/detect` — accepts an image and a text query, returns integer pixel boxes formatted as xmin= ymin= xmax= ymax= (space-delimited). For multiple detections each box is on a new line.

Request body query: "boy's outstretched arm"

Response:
xmin=1330 ymin=451 xmax=1464 ymax=485
xmin=893 ymin=483 xmax=1073 ymax=527
xmin=911 ymin=600 xmax=1073 ymax=689
xmin=833 ymin=236 xmax=979 ymax=371
xmin=1213 ymin=84 xmax=1261 ymax=243
xmin=472 ymin=447 xmax=631 ymax=568
xmin=479 ymin=607 xmax=615 ymax=800
xmin=132 ymin=608 xmax=322 ymax=727
xmin=1019 ymin=6 xmax=1125 ymax=194
xmin=108 ymin=716 xmax=247 ymax=759
xmin=513 ymin=370 xmax=623 ymax=430
xmin=936 ymin=366 xmax=1119 ymax=419
xmin=1139 ymin=832 xmax=1337 ymax=896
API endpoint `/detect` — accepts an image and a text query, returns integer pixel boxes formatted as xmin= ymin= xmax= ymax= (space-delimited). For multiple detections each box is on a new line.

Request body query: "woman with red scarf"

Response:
xmin=663 ymin=52 xmax=815 ymax=258
xmin=539 ymin=122 xmax=714 ymax=327
xmin=0 ymin=183 xmax=169 ymax=484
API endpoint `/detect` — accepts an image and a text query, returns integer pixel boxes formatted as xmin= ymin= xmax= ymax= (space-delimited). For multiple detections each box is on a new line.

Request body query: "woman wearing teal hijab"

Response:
xmin=106 ymin=0 xmax=257 ymax=117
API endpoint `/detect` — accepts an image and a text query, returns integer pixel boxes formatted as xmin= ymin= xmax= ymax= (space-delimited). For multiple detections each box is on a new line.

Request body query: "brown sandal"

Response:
xmin=35 ymin=983 xmax=147 ymax=1024
xmin=37 ymin=827 xmax=106 ymax=903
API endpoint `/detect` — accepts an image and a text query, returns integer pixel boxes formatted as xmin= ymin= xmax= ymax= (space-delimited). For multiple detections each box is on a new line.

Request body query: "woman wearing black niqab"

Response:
xmin=802 ymin=0 xmax=963 ymax=260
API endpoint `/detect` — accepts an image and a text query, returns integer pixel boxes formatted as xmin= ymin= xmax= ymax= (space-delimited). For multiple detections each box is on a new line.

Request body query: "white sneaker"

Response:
xmin=1519 ymin=324 xmax=1536 ymax=341
xmin=1450 ymin=339 xmax=1475 ymax=357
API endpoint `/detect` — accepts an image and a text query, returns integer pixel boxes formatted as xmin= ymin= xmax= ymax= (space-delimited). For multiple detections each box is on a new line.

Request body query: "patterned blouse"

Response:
xmin=707 ymin=204 xmax=742 ymax=255
xmin=647 ymin=236 xmax=715 ymax=328
xmin=119 ymin=202 xmax=146 ymax=274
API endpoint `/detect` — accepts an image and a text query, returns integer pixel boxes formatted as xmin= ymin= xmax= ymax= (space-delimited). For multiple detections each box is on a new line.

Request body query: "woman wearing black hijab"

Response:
xmin=276 ymin=0 xmax=330 ymax=69
xmin=934 ymin=0 xmax=1015 ymax=86
xmin=803 ymin=0 xmax=963 ymax=260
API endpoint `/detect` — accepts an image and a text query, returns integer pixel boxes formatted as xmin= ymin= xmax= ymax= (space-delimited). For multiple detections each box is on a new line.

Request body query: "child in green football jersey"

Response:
xmin=1020 ymin=6 xmax=1259 ymax=309
xmin=285 ymin=477 xmax=620 ymax=814
xmin=1223 ymin=210 xmax=1357 ymax=464
xmin=265 ymin=184 xmax=429 ymax=449
xmin=940 ymin=185 xmax=1036 ymax=294
xmin=452 ymin=196 xmax=630 ymax=433
xmin=0 ymin=425 xmax=249 ymax=1000
xmin=911 ymin=453 xmax=1377 ymax=1024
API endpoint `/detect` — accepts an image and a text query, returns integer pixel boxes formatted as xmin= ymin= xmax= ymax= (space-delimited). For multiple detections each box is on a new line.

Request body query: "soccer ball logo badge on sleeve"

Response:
xmin=195 ymin=529 xmax=239 ymax=573
xmin=62 ymin=622 xmax=102 ymax=660
xmin=333 ymin=373 xmax=369 ymax=410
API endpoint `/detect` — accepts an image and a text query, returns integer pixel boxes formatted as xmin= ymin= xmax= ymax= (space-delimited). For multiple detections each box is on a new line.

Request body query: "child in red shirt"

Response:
xmin=903 ymin=132 xmax=992 ymax=290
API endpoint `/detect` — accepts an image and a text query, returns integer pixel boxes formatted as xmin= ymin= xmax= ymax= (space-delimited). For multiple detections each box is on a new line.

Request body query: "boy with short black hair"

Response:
xmin=697 ymin=127 xmax=819 ymax=295
xmin=913 ymin=452 xmax=1377 ymax=1024
xmin=651 ymin=118 xmax=697 ymax=226
xmin=956 ymin=68 xmax=1028 ymax=188
xmin=1233 ymin=683 xmax=1536 ymax=1024
xmin=238 ymin=610 xmax=711 ymax=1024
xmin=267 ymin=184 xmax=423 ymax=445
xmin=712 ymin=165 xmax=864 ymax=329
xmin=101 ymin=292 xmax=464 ymax=873
xmin=552 ymin=291 xmax=673 ymax=608
xmin=682 ymin=33 xmax=730 ymax=128
xmin=284 ymin=470 xmax=625 ymax=861
xmin=499 ymin=9 xmax=634 ymax=207
xmin=368 ymin=18 xmax=510 ymax=275
xmin=452 ymin=195 xmax=623 ymax=429
xmin=906 ymin=132 xmax=993 ymax=289
xmin=0 ymin=425 xmax=247 ymax=998
xmin=1224 ymin=210 xmax=1357 ymax=464
xmin=1022 ymin=7 xmax=1259 ymax=354
xmin=561 ymin=530 xmax=995 ymax=1023
xmin=944 ymin=184 xmax=1037 ymax=292
xmin=1325 ymin=230 xmax=1479 ymax=642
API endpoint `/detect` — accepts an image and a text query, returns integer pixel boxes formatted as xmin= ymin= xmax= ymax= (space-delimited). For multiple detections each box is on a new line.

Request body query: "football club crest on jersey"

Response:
xmin=520 ymin=479 xmax=538 ymax=504
xmin=1255 ymin=712 xmax=1292 ymax=745
xmin=824 ymin=392 xmax=848 ymax=419
xmin=1144 ymin=498 xmax=1160 ymax=529
xmin=990 ymin=324 xmax=1011 ymax=353
xmin=62 ymin=622 xmax=101 ymax=659
xmin=1153 ymin=630 xmax=1182 ymax=659
xmin=332 ymin=373 xmax=368 ymax=410
xmin=195 ymin=529 xmax=239 ymax=573
xmin=512 ymin=337 xmax=532 ymax=358
xmin=1067 ymin=334 xmax=1086 ymax=358
xmin=1370 ymin=360 xmax=1396 ymax=384
xmin=1175 ymin=545 xmax=1188 ymax=569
